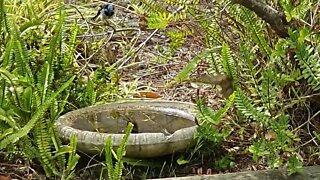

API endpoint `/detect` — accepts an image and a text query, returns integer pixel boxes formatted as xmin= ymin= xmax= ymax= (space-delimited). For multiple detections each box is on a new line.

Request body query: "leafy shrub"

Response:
xmin=132 ymin=0 xmax=320 ymax=175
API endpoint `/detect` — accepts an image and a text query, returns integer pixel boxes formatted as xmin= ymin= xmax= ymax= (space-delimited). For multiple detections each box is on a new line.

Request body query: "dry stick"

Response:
xmin=293 ymin=103 xmax=319 ymax=149
xmin=117 ymin=28 xmax=159 ymax=70
xmin=293 ymin=109 xmax=320 ymax=133
xmin=231 ymin=0 xmax=289 ymax=37
xmin=306 ymin=105 xmax=319 ymax=146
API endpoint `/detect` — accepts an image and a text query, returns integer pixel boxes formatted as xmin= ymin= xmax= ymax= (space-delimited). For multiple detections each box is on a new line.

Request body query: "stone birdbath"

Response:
xmin=55 ymin=100 xmax=197 ymax=158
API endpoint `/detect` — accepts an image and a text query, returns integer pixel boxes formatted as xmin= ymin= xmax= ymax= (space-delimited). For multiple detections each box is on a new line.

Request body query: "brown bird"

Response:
xmin=191 ymin=74 xmax=234 ymax=98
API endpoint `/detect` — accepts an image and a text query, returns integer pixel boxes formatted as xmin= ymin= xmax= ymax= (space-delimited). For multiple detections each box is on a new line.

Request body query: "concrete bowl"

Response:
xmin=55 ymin=100 xmax=197 ymax=158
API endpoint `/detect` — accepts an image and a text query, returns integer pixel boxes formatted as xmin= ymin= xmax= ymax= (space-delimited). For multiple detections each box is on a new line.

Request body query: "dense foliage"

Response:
xmin=131 ymin=0 xmax=320 ymax=175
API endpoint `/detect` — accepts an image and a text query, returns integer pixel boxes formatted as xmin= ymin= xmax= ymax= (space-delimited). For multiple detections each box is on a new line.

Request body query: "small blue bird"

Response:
xmin=92 ymin=4 xmax=115 ymax=20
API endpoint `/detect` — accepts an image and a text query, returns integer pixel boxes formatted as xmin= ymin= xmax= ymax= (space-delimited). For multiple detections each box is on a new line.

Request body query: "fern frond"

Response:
xmin=147 ymin=12 xmax=171 ymax=29
xmin=0 ymin=35 xmax=14 ymax=69
xmin=197 ymin=93 xmax=235 ymax=126
xmin=0 ymin=0 xmax=4 ymax=33
xmin=0 ymin=79 xmax=6 ymax=109
xmin=105 ymin=136 xmax=114 ymax=180
xmin=0 ymin=75 xmax=75 ymax=150
xmin=259 ymin=68 xmax=278 ymax=111
xmin=11 ymin=25 xmax=34 ymax=82
xmin=86 ymin=80 xmax=96 ymax=105
xmin=235 ymin=90 xmax=270 ymax=127
xmin=164 ymin=0 xmax=199 ymax=8
xmin=196 ymin=99 xmax=220 ymax=125
xmin=35 ymin=118 xmax=58 ymax=177
xmin=51 ymin=125 xmax=66 ymax=172
xmin=62 ymin=22 xmax=78 ymax=67
xmin=221 ymin=43 xmax=239 ymax=87
xmin=297 ymin=44 xmax=320 ymax=91
xmin=132 ymin=0 xmax=167 ymax=14
xmin=238 ymin=41 xmax=263 ymax=97
xmin=289 ymin=29 xmax=320 ymax=91
xmin=114 ymin=122 xmax=133 ymax=180
xmin=64 ymin=134 xmax=79 ymax=179
xmin=229 ymin=5 xmax=272 ymax=57
xmin=47 ymin=3 xmax=65 ymax=67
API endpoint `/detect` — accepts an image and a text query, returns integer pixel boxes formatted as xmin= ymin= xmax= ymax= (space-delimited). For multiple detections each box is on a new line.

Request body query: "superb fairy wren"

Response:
xmin=92 ymin=3 xmax=115 ymax=21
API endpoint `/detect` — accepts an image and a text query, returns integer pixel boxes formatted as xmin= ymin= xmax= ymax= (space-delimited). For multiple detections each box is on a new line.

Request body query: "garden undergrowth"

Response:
xmin=1 ymin=0 xmax=320 ymax=179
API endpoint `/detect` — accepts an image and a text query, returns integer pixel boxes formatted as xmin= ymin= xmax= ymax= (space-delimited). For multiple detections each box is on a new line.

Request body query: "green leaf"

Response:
xmin=22 ymin=86 xmax=32 ymax=112
xmin=105 ymin=136 xmax=114 ymax=180
xmin=177 ymin=156 xmax=189 ymax=165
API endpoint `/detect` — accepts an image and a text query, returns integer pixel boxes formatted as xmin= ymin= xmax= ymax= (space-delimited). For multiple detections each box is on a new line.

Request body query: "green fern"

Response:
xmin=221 ymin=43 xmax=239 ymax=87
xmin=0 ymin=75 xmax=75 ymax=150
xmin=0 ymin=0 xmax=10 ymax=38
xmin=259 ymin=68 xmax=278 ymax=111
xmin=62 ymin=22 xmax=79 ymax=68
xmin=11 ymin=24 xmax=34 ymax=81
xmin=113 ymin=122 xmax=133 ymax=180
xmin=63 ymin=134 xmax=79 ymax=180
xmin=132 ymin=0 xmax=167 ymax=14
xmin=229 ymin=5 xmax=272 ymax=57
xmin=235 ymin=89 xmax=270 ymax=127
xmin=289 ymin=29 xmax=320 ymax=91
xmin=197 ymin=93 xmax=235 ymax=126
xmin=0 ymin=0 xmax=4 ymax=34
xmin=105 ymin=136 xmax=114 ymax=180
xmin=35 ymin=118 xmax=59 ymax=176
xmin=238 ymin=41 xmax=263 ymax=97
xmin=104 ymin=122 xmax=134 ymax=180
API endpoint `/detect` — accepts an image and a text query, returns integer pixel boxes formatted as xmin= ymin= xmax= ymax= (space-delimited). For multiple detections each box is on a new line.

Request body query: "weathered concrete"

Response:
xmin=56 ymin=100 xmax=197 ymax=158
xmin=151 ymin=166 xmax=320 ymax=180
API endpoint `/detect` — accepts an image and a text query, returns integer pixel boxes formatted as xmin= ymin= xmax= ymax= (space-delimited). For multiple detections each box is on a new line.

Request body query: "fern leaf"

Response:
xmin=105 ymin=136 xmax=114 ymax=180
xmin=63 ymin=23 xmax=78 ymax=67
xmin=12 ymin=25 xmax=34 ymax=82
xmin=47 ymin=3 xmax=65 ymax=67
xmin=35 ymin=118 xmax=58 ymax=177
xmin=114 ymin=122 xmax=133 ymax=179
xmin=0 ymin=37 xmax=14 ymax=69
xmin=64 ymin=133 xmax=79 ymax=179
xmin=0 ymin=0 xmax=4 ymax=34
xmin=235 ymin=90 xmax=270 ymax=127
xmin=229 ymin=6 xmax=271 ymax=57
xmin=0 ymin=75 xmax=75 ymax=150
xmin=221 ymin=43 xmax=239 ymax=87
xmin=297 ymin=45 xmax=320 ymax=91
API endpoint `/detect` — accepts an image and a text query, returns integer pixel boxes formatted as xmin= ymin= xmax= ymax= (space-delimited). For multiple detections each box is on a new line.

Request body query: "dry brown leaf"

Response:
xmin=133 ymin=91 xmax=162 ymax=98
xmin=0 ymin=175 xmax=11 ymax=180
xmin=265 ymin=130 xmax=277 ymax=141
